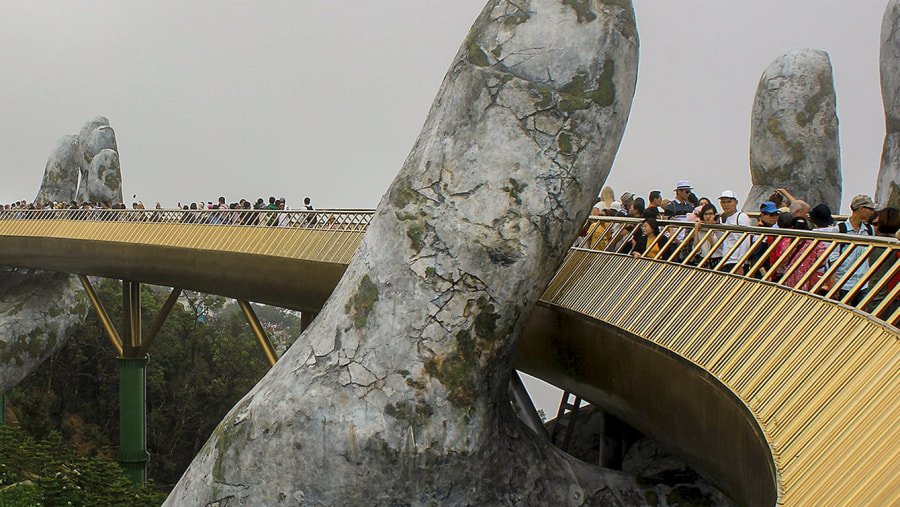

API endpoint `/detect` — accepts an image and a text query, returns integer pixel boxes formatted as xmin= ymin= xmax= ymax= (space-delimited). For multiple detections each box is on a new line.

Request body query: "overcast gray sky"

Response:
xmin=0 ymin=1 xmax=891 ymax=213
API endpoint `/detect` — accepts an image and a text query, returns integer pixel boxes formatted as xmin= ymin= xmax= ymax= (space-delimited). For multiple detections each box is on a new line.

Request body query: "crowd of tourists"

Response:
xmin=1 ymin=196 xmax=315 ymax=214
xmin=0 ymin=195 xmax=329 ymax=228
xmin=583 ymin=180 xmax=900 ymax=310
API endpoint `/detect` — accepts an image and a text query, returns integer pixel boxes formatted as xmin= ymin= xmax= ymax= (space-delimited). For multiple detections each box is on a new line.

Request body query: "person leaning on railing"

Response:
xmin=631 ymin=217 xmax=660 ymax=258
xmin=662 ymin=180 xmax=696 ymax=261
xmin=828 ymin=195 xmax=877 ymax=305
xmin=717 ymin=190 xmax=752 ymax=274
xmin=694 ymin=203 xmax=722 ymax=268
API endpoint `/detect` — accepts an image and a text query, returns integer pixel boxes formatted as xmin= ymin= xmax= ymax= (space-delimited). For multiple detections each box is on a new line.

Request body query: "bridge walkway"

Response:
xmin=0 ymin=210 xmax=898 ymax=505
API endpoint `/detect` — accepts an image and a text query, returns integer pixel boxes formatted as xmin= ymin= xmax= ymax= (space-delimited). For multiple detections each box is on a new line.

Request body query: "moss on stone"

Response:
xmin=212 ymin=397 xmax=251 ymax=486
xmin=456 ymin=329 xmax=475 ymax=360
xmin=790 ymin=142 xmax=806 ymax=164
xmin=766 ymin=118 xmax=787 ymax=143
xmin=599 ymin=0 xmax=637 ymax=38
xmin=557 ymin=133 xmax=574 ymax=154
xmin=562 ymin=0 xmax=597 ymax=23
xmin=104 ymin=171 xmax=119 ymax=190
xmin=424 ymin=354 xmax=477 ymax=407
xmin=406 ymin=221 xmax=426 ymax=253
xmin=0 ymin=328 xmax=53 ymax=367
xmin=468 ymin=43 xmax=491 ymax=67
xmin=474 ymin=298 xmax=499 ymax=340
xmin=535 ymin=89 xmax=554 ymax=109
xmin=424 ymin=328 xmax=481 ymax=407
xmin=503 ymin=11 xmax=531 ymax=26
xmin=557 ymin=59 xmax=616 ymax=114
xmin=344 ymin=275 xmax=379 ymax=329
xmin=384 ymin=399 xmax=434 ymax=427
xmin=796 ymin=71 xmax=835 ymax=128
xmin=390 ymin=183 xmax=423 ymax=209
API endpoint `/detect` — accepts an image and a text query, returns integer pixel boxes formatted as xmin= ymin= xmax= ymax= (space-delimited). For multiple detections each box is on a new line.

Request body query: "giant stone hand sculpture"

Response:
xmin=166 ymin=1 xmax=639 ymax=505
xmin=0 ymin=117 xmax=124 ymax=394
xmin=746 ymin=49 xmax=842 ymax=212
xmin=36 ymin=116 xmax=123 ymax=206
xmin=877 ymin=0 xmax=900 ymax=208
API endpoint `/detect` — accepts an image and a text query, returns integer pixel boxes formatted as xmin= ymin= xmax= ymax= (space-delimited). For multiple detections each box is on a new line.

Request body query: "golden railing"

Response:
xmin=579 ymin=215 xmax=900 ymax=328
xmin=553 ymin=216 xmax=900 ymax=505
xmin=0 ymin=209 xmax=374 ymax=265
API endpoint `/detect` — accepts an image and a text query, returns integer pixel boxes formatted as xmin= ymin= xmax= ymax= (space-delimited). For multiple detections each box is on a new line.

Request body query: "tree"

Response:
xmin=7 ymin=280 xmax=293 ymax=489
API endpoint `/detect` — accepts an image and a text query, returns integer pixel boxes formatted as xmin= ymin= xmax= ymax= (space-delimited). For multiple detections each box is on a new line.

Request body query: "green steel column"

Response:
xmin=118 ymin=357 xmax=149 ymax=484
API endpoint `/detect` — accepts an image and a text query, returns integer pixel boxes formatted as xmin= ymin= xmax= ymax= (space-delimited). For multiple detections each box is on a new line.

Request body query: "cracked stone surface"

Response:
xmin=166 ymin=1 xmax=640 ymax=505
xmin=36 ymin=116 xmax=123 ymax=205
xmin=746 ymin=49 xmax=842 ymax=212
xmin=878 ymin=0 xmax=900 ymax=208
xmin=0 ymin=269 xmax=87 ymax=392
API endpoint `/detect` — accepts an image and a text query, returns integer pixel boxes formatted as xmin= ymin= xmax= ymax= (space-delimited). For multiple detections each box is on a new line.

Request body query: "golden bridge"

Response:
xmin=0 ymin=208 xmax=898 ymax=506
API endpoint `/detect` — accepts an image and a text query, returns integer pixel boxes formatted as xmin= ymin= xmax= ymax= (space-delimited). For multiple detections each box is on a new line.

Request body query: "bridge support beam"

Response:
xmin=238 ymin=300 xmax=278 ymax=367
xmin=508 ymin=372 xmax=547 ymax=438
xmin=79 ymin=277 xmax=158 ymax=484
xmin=79 ymin=275 xmax=124 ymax=357
xmin=300 ymin=311 xmax=316 ymax=331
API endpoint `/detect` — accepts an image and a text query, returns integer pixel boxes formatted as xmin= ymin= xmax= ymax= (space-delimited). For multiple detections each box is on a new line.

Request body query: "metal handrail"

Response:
xmin=0 ymin=208 xmax=375 ymax=232
xmin=576 ymin=215 xmax=900 ymax=327
xmin=2 ymin=209 xmax=898 ymax=325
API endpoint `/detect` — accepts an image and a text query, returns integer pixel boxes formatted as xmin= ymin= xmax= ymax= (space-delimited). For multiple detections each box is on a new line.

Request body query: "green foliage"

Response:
xmin=0 ymin=424 xmax=166 ymax=506
xmin=6 ymin=281 xmax=297 ymax=492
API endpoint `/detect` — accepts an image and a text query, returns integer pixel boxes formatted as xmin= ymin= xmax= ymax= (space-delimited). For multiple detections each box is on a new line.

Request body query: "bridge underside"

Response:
xmin=0 ymin=222 xmax=360 ymax=312
xmin=516 ymin=303 xmax=777 ymax=506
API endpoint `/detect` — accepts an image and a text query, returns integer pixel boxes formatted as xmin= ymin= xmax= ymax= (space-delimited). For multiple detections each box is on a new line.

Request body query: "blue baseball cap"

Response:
xmin=759 ymin=201 xmax=779 ymax=214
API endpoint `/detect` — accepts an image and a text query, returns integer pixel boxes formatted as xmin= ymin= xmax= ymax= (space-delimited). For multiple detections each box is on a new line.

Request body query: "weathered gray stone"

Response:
xmin=35 ymin=117 xmax=123 ymax=205
xmin=166 ymin=1 xmax=638 ymax=505
xmin=76 ymin=118 xmax=122 ymax=204
xmin=0 ymin=268 xmax=87 ymax=393
xmin=84 ymin=149 xmax=122 ymax=203
xmin=746 ymin=49 xmax=842 ymax=211
xmin=878 ymin=0 xmax=900 ymax=208
xmin=35 ymin=135 xmax=80 ymax=204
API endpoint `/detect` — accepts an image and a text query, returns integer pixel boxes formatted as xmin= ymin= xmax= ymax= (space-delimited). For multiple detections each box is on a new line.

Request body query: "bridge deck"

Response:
xmin=1 ymin=209 xmax=898 ymax=505
xmin=526 ymin=249 xmax=900 ymax=505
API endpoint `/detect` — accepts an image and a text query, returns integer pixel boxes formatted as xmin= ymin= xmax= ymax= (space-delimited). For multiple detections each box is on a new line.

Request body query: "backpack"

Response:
xmin=837 ymin=221 xmax=874 ymax=235
xmin=836 ymin=221 xmax=874 ymax=258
